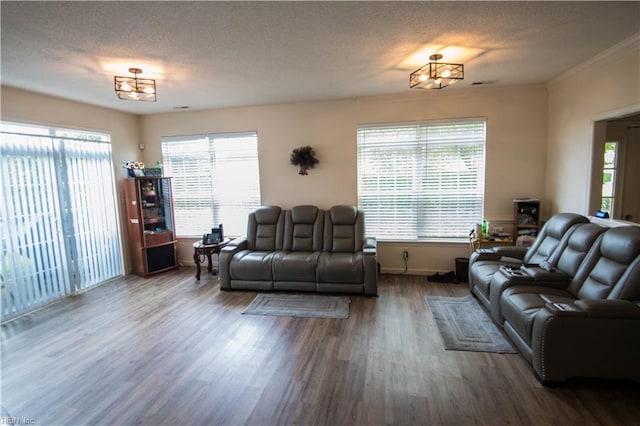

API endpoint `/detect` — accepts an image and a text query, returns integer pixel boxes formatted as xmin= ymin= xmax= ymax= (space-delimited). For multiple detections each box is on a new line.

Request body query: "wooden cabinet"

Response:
xmin=514 ymin=199 xmax=540 ymax=244
xmin=124 ymin=177 xmax=177 ymax=276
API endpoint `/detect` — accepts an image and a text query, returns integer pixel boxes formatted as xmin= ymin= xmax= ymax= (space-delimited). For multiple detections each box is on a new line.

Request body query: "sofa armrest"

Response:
xmin=522 ymin=267 xmax=572 ymax=284
xmin=469 ymin=250 xmax=503 ymax=264
xmin=469 ymin=246 xmax=527 ymax=264
xmin=363 ymin=236 xmax=377 ymax=256
xmin=492 ymin=246 xmax=528 ymax=258
xmin=362 ymin=237 xmax=378 ymax=296
xmin=573 ymin=299 xmax=640 ymax=319
xmin=219 ymin=239 xmax=248 ymax=289
xmin=530 ymin=301 xmax=640 ymax=383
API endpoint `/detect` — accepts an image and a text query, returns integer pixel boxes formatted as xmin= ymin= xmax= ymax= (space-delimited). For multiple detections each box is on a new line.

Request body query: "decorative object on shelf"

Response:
xmin=410 ymin=54 xmax=464 ymax=90
xmin=141 ymin=181 xmax=156 ymax=197
xmin=122 ymin=161 xmax=145 ymax=177
xmin=289 ymin=145 xmax=319 ymax=175
xmin=114 ymin=68 xmax=157 ymax=102
xmin=144 ymin=168 xmax=162 ymax=176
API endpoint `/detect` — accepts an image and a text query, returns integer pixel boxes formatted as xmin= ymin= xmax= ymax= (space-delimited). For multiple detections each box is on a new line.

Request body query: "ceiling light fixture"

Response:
xmin=114 ymin=68 xmax=156 ymax=102
xmin=409 ymin=54 xmax=464 ymax=90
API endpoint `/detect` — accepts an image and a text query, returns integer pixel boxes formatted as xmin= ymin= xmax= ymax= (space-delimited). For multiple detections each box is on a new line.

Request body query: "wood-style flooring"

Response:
xmin=2 ymin=269 xmax=639 ymax=425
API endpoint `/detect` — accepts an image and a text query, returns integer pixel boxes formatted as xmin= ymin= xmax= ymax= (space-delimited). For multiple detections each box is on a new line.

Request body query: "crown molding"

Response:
xmin=548 ymin=32 xmax=640 ymax=88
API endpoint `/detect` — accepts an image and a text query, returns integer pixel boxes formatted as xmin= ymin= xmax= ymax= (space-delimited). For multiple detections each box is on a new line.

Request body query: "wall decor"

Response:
xmin=290 ymin=146 xmax=319 ymax=175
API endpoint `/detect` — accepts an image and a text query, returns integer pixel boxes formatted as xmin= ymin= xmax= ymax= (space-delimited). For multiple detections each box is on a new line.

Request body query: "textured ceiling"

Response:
xmin=1 ymin=1 xmax=639 ymax=115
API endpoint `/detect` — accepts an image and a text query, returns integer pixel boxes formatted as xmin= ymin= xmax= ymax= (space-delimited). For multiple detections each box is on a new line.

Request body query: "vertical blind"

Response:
xmin=1 ymin=122 xmax=123 ymax=322
xmin=161 ymin=132 xmax=260 ymax=237
xmin=357 ymin=119 xmax=486 ymax=239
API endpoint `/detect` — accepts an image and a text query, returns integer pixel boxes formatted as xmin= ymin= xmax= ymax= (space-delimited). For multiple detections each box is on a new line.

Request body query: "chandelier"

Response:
xmin=410 ymin=54 xmax=464 ymax=90
xmin=114 ymin=68 xmax=157 ymax=102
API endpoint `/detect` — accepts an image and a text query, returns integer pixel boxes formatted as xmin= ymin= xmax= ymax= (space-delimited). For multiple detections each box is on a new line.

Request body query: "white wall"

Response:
xmin=546 ymin=34 xmax=640 ymax=216
xmin=141 ymin=85 xmax=548 ymax=273
xmin=1 ymin=86 xmax=140 ymax=273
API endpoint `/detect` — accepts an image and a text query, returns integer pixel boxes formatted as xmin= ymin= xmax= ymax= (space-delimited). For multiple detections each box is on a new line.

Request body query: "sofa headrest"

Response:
xmin=567 ymin=223 xmax=606 ymax=252
xmin=601 ymin=226 xmax=640 ymax=265
xmin=545 ymin=213 xmax=590 ymax=238
xmin=329 ymin=205 xmax=358 ymax=225
xmin=254 ymin=206 xmax=282 ymax=224
xmin=291 ymin=205 xmax=319 ymax=224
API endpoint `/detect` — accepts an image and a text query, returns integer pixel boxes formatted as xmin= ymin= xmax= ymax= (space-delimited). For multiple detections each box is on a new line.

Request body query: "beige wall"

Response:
xmin=1 ymin=83 xmax=549 ymax=275
xmin=546 ymin=34 xmax=640 ymax=217
xmin=1 ymin=86 xmax=140 ymax=273
xmin=141 ymin=85 xmax=548 ymax=273
xmin=4 ymin=33 xmax=637 ymax=277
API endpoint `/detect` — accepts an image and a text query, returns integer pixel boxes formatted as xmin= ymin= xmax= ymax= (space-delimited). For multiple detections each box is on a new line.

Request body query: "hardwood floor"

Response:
xmin=2 ymin=269 xmax=639 ymax=425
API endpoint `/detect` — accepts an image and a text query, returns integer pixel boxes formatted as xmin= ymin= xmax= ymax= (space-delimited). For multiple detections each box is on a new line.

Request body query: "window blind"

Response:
xmin=161 ymin=132 xmax=260 ymax=237
xmin=357 ymin=119 xmax=486 ymax=239
xmin=1 ymin=122 xmax=123 ymax=322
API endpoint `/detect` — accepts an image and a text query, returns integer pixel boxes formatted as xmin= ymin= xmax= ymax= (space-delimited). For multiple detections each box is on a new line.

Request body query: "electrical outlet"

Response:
xmin=402 ymin=248 xmax=409 ymax=261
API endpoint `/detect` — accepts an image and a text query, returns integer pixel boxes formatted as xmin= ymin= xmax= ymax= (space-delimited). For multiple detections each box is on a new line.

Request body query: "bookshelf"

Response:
xmin=514 ymin=199 xmax=540 ymax=245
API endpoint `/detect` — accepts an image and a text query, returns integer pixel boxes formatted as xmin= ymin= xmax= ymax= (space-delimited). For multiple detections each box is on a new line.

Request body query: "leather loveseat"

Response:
xmin=469 ymin=214 xmax=640 ymax=384
xmin=219 ymin=205 xmax=378 ymax=296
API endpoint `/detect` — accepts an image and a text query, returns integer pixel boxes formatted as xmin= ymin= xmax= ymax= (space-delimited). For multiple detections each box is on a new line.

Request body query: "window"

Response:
xmin=161 ymin=132 xmax=260 ymax=237
xmin=600 ymin=141 xmax=618 ymax=214
xmin=357 ymin=119 xmax=486 ymax=239
xmin=1 ymin=122 xmax=123 ymax=321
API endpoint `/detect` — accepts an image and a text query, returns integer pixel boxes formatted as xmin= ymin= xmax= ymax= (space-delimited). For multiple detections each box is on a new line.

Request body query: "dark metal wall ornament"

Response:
xmin=290 ymin=146 xmax=319 ymax=175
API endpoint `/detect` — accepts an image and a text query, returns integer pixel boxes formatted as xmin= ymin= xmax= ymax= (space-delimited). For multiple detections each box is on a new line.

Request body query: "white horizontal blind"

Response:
xmin=357 ymin=120 xmax=485 ymax=239
xmin=1 ymin=122 xmax=123 ymax=321
xmin=161 ymin=132 xmax=260 ymax=237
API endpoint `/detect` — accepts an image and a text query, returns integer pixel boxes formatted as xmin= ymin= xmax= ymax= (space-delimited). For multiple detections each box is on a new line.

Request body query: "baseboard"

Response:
xmin=380 ymin=267 xmax=440 ymax=276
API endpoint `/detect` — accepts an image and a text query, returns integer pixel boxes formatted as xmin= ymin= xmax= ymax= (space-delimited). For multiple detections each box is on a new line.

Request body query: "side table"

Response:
xmin=470 ymin=237 xmax=514 ymax=252
xmin=193 ymin=238 xmax=232 ymax=280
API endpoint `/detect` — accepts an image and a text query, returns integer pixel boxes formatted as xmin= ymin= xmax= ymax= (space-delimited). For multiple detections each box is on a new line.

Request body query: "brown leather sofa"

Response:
xmin=219 ymin=205 xmax=378 ymax=296
xmin=469 ymin=214 xmax=640 ymax=384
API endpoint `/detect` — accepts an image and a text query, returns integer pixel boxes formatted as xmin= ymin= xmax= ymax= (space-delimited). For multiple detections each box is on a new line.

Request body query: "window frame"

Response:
xmin=161 ymin=131 xmax=261 ymax=238
xmin=357 ymin=118 xmax=486 ymax=241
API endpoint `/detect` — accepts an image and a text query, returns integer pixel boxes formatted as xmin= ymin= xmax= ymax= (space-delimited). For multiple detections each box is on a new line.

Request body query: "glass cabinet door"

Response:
xmin=139 ymin=178 xmax=174 ymax=246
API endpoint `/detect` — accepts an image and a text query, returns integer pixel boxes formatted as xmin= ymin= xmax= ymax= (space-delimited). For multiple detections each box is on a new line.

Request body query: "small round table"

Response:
xmin=192 ymin=238 xmax=232 ymax=280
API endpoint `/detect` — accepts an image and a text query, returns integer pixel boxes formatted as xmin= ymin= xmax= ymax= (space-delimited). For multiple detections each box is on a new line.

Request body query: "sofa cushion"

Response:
xmin=283 ymin=205 xmax=323 ymax=252
xmin=324 ymin=205 xmax=364 ymax=252
xmin=229 ymin=250 xmax=275 ymax=281
xmin=272 ymin=251 xmax=320 ymax=282
xmin=317 ymin=252 xmax=364 ymax=284
xmin=247 ymin=206 xmax=284 ymax=251
xmin=469 ymin=260 xmax=503 ymax=298
xmin=523 ymin=213 xmax=590 ymax=265
xmin=501 ymin=285 xmax=576 ymax=344
xmin=572 ymin=226 xmax=640 ymax=300
xmin=552 ymin=223 xmax=606 ymax=277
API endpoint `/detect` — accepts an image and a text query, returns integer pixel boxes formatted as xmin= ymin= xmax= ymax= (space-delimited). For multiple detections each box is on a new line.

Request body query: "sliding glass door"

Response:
xmin=1 ymin=122 xmax=123 ymax=321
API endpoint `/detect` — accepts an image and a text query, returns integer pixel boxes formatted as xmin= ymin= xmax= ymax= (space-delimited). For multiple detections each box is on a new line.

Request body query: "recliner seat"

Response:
xmin=220 ymin=205 xmax=378 ymax=296
xmin=499 ymin=225 xmax=640 ymax=383
xmin=488 ymin=222 xmax=607 ymax=322
xmin=469 ymin=213 xmax=590 ymax=311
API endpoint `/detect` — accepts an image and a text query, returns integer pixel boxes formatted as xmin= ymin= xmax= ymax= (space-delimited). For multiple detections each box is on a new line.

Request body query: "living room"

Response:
xmin=2 ymin=2 xmax=639 ymax=425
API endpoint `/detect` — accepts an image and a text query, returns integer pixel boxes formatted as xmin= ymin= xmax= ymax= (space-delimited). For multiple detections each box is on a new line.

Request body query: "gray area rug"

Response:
xmin=242 ymin=294 xmax=350 ymax=318
xmin=426 ymin=294 xmax=516 ymax=353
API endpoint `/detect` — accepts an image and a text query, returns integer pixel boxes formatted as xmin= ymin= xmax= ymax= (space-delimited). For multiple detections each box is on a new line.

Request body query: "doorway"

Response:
xmin=589 ymin=112 xmax=640 ymax=222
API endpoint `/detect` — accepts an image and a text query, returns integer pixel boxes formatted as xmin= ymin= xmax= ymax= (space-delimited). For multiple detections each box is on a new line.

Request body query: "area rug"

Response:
xmin=426 ymin=294 xmax=516 ymax=353
xmin=242 ymin=294 xmax=350 ymax=318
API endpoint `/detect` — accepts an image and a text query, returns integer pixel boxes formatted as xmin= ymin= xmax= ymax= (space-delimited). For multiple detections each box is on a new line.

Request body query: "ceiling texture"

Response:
xmin=2 ymin=1 xmax=639 ymax=115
